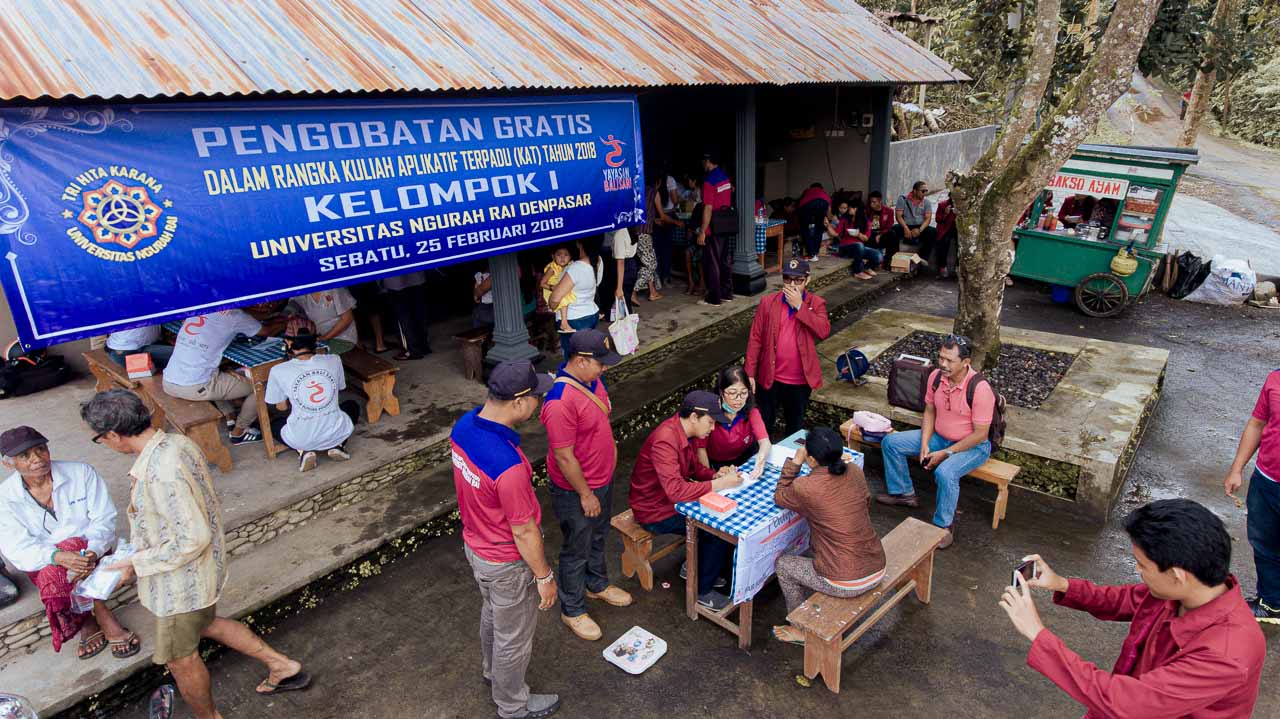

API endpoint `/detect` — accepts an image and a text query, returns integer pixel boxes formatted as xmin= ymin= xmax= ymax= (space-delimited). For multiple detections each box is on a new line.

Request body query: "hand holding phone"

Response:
xmin=1013 ymin=559 xmax=1038 ymax=587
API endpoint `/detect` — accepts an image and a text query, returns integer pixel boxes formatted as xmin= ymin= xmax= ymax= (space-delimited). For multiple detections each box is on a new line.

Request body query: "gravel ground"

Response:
xmin=866 ymin=330 xmax=1075 ymax=409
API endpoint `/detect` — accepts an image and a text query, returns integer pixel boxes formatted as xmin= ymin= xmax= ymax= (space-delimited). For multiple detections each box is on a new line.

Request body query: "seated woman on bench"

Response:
xmin=771 ymin=426 xmax=886 ymax=646
xmin=265 ymin=328 xmax=360 ymax=473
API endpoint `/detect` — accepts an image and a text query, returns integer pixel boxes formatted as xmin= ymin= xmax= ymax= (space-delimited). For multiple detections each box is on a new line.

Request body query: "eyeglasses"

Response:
xmin=943 ymin=334 xmax=969 ymax=347
xmin=723 ymin=389 xmax=749 ymax=400
xmin=782 ymin=276 xmax=806 ymax=285
xmin=91 ymin=431 xmax=108 ymax=445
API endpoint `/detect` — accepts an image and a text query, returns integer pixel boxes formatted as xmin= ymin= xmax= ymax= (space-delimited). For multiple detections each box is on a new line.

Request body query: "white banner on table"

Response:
xmin=730 ymin=510 xmax=810 ymax=605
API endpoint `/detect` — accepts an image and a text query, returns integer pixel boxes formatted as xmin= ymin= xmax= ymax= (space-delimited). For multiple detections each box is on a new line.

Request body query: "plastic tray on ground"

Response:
xmin=603 ymin=626 xmax=667 ymax=675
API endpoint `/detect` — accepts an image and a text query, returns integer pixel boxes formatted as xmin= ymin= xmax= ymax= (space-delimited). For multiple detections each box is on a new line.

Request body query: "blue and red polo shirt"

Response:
xmin=703 ymin=407 xmax=769 ymax=463
xmin=450 ymin=408 xmax=541 ymax=563
xmin=540 ymin=369 xmax=616 ymax=491
xmin=703 ymin=166 xmax=733 ymax=212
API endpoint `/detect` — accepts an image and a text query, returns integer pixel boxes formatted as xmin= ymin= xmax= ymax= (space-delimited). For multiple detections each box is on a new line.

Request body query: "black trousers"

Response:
xmin=757 ymin=382 xmax=812 ymax=438
xmin=890 ymin=224 xmax=941 ymax=267
xmin=385 ymin=284 xmax=431 ymax=356
xmin=702 ymin=233 xmax=733 ymax=305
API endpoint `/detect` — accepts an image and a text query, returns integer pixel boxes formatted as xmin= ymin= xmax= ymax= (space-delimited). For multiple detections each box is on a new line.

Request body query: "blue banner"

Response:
xmin=0 ymin=95 xmax=645 ymax=348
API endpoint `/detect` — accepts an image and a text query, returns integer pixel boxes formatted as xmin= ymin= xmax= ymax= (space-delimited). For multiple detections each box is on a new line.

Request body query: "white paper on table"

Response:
xmin=767 ymin=444 xmax=797 ymax=468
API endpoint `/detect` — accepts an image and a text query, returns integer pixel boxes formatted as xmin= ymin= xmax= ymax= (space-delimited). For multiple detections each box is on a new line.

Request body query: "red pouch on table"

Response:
xmin=125 ymin=353 xmax=155 ymax=379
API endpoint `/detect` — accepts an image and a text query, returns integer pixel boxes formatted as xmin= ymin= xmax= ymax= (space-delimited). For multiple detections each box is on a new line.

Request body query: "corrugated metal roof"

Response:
xmin=0 ymin=0 xmax=968 ymax=101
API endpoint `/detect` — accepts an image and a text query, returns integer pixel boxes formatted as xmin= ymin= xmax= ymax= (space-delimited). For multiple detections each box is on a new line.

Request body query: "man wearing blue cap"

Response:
xmin=451 ymin=360 xmax=561 ymax=719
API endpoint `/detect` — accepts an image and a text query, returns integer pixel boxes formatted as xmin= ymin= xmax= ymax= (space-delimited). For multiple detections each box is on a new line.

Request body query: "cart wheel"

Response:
xmin=1075 ymin=273 xmax=1129 ymax=318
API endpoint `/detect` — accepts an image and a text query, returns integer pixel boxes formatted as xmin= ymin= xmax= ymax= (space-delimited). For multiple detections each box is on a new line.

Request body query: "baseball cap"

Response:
xmin=0 ymin=426 xmax=48 ymax=457
xmin=782 ymin=258 xmax=810 ymax=277
xmin=487 ymin=360 xmax=554 ymax=400
xmin=569 ymin=329 xmax=623 ymax=366
xmin=681 ymin=390 xmax=730 ymax=423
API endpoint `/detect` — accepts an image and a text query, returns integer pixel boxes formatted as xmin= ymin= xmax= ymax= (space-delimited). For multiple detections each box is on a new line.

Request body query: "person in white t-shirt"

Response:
xmin=472 ymin=270 xmax=495 ymax=328
xmin=265 ymin=330 xmax=359 ymax=473
xmin=288 ymin=289 xmax=358 ymax=353
xmin=162 ymin=309 xmax=285 ymax=445
xmin=105 ymin=325 xmax=173 ymax=369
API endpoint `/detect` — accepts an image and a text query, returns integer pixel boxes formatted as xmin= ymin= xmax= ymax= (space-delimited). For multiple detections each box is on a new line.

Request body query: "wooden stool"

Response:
xmin=453 ymin=327 xmax=492 ymax=382
xmin=340 ymin=347 xmax=401 ymax=423
xmin=82 ymin=349 xmax=139 ymax=392
xmin=612 ymin=509 xmax=684 ymax=591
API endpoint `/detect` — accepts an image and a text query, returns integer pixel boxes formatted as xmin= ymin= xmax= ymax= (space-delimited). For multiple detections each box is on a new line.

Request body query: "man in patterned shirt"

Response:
xmin=82 ymin=390 xmax=310 ymax=718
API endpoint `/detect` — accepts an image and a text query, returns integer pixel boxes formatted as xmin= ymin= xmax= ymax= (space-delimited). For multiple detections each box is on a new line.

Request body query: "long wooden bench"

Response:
xmin=840 ymin=420 xmax=1020 ymax=529
xmin=787 ymin=517 xmax=947 ymax=693
xmin=82 ymin=349 xmax=138 ymax=392
xmin=134 ymin=376 xmax=233 ymax=473
xmin=340 ymin=347 xmax=400 ymax=423
xmin=612 ymin=509 xmax=685 ymax=592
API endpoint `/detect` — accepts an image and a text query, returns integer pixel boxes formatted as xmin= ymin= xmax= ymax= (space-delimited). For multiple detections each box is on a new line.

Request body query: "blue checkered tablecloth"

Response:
xmin=675 ymin=436 xmax=863 ymax=539
xmin=668 ymin=219 xmax=786 ymax=257
xmin=162 ymin=321 xmax=327 ymax=368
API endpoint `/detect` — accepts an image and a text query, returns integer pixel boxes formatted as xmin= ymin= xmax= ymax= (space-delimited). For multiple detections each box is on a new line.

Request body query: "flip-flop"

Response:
xmin=772 ymin=626 xmax=805 ymax=646
xmin=78 ymin=631 xmax=107 ymax=660
xmin=148 ymin=685 xmax=175 ymax=719
xmin=257 ymin=670 xmax=312 ymax=695
xmin=109 ymin=630 xmax=141 ymax=659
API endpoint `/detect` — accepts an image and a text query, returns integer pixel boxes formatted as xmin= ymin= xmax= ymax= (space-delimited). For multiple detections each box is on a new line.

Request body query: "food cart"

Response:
xmin=1010 ymin=144 xmax=1199 ymax=317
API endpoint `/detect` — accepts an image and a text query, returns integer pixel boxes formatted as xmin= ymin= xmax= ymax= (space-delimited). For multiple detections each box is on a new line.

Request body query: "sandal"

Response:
xmin=110 ymin=630 xmax=141 ymax=659
xmin=393 ymin=352 xmax=423 ymax=361
xmin=772 ymin=625 xmax=805 ymax=646
xmin=78 ymin=631 xmax=107 ymax=660
xmin=257 ymin=670 xmax=312 ymax=695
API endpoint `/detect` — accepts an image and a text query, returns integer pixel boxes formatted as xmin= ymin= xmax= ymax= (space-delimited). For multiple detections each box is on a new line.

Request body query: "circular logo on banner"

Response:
xmin=61 ymin=166 xmax=179 ymax=262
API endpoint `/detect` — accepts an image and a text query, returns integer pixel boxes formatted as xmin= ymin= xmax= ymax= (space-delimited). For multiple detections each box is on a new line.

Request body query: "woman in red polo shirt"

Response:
xmin=697 ymin=366 xmax=772 ymax=476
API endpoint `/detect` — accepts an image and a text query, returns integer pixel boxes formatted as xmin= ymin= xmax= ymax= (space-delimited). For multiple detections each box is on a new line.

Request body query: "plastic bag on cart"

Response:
xmin=1184 ymin=256 xmax=1255 ymax=306
xmin=1168 ymin=252 xmax=1210 ymax=299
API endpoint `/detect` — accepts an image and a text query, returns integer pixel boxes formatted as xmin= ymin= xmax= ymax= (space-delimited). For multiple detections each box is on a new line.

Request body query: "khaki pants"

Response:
xmin=164 ymin=372 xmax=258 ymax=430
xmin=465 ymin=545 xmax=538 ymax=719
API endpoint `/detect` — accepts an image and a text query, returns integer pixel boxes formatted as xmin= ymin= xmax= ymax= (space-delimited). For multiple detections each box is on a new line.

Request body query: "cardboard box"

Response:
xmin=698 ymin=492 xmax=737 ymax=517
xmin=124 ymin=353 xmax=155 ymax=379
xmin=890 ymin=252 xmax=924 ymax=274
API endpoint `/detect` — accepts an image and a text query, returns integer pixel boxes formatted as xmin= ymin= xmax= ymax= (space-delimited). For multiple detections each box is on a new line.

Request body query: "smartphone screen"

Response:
xmin=1013 ymin=560 xmax=1036 ymax=586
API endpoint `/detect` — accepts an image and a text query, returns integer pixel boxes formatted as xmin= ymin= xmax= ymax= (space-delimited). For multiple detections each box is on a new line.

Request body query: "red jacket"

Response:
xmin=745 ymin=291 xmax=830 ymax=391
xmin=628 ymin=414 xmax=716 ymax=525
xmin=1028 ymin=577 xmax=1264 ymax=719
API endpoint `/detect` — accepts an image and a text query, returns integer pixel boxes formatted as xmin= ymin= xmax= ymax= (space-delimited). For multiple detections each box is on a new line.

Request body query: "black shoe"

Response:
xmin=504 ymin=694 xmax=560 ymax=719
xmin=697 ymin=590 xmax=732 ymax=612
xmin=679 ymin=562 xmax=728 ymax=590
xmin=229 ymin=428 xmax=263 ymax=446
xmin=1248 ymin=597 xmax=1280 ymax=625
xmin=875 ymin=492 xmax=920 ymax=508
xmin=0 ymin=569 xmax=18 ymax=608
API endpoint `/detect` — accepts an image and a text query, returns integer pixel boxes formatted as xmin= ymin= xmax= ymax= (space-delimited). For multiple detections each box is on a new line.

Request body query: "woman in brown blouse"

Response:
xmin=772 ymin=426 xmax=887 ymax=645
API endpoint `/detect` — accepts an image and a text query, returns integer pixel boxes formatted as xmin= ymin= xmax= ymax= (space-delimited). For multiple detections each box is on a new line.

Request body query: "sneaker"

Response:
xmin=807 ymin=255 xmax=820 ymax=262
xmin=504 ymin=693 xmax=561 ymax=719
xmin=298 ymin=451 xmax=317 ymax=473
xmin=679 ymin=562 xmax=728 ymax=590
xmin=229 ymin=428 xmax=262 ymax=446
xmin=1248 ymin=597 xmax=1280 ymax=625
xmin=697 ymin=590 xmax=732 ymax=612
xmin=696 ymin=300 xmax=722 ymax=307
xmin=327 ymin=444 xmax=351 ymax=461
xmin=875 ymin=492 xmax=920 ymax=508
xmin=560 ymin=613 xmax=602 ymax=641
xmin=586 ymin=585 xmax=634 ymax=607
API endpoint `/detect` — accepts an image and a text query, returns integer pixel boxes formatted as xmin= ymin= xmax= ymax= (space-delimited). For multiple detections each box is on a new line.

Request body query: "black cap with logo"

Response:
xmin=782 ymin=258 xmax=811 ymax=277
xmin=487 ymin=360 xmax=554 ymax=401
xmin=569 ymin=329 xmax=623 ymax=366
xmin=681 ymin=390 xmax=730 ymax=423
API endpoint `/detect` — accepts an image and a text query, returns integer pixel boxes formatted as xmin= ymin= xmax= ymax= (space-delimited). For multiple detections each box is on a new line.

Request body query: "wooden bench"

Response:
xmin=82 ymin=349 xmax=138 ymax=392
xmin=787 ymin=517 xmax=947 ymax=693
xmin=452 ymin=327 xmax=492 ymax=383
xmin=341 ymin=347 xmax=401 ymax=423
xmin=840 ymin=420 xmax=1021 ymax=529
xmin=134 ymin=376 xmax=233 ymax=473
xmin=612 ymin=509 xmax=685 ymax=591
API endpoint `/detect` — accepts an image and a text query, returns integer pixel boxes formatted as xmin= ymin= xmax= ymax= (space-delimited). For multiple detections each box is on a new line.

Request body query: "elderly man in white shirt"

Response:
xmin=0 ymin=426 xmax=139 ymax=659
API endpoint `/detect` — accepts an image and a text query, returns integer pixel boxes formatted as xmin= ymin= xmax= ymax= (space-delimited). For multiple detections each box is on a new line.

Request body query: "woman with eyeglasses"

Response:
xmin=697 ymin=366 xmax=772 ymax=479
xmin=0 ymin=426 xmax=140 ymax=660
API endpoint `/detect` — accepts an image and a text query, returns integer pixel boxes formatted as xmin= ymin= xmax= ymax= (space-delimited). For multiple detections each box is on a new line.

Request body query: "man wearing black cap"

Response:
xmin=697 ymin=153 xmax=735 ymax=307
xmin=746 ymin=258 xmax=831 ymax=436
xmin=540 ymin=330 xmax=631 ymax=642
xmin=628 ymin=391 xmax=743 ymax=610
xmin=451 ymin=360 xmax=561 ymax=719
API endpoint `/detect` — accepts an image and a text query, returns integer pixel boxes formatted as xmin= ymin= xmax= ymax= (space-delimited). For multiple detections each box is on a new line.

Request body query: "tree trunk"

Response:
xmin=950 ymin=0 xmax=1164 ymax=369
xmin=1178 ymin=0 xmax=1239 ymax=147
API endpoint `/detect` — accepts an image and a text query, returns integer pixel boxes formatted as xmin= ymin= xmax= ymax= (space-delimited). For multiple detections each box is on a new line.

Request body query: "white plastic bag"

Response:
xmin=72 ymin=542 xmax=135 ymax=611
xmin=1184 ymin=255 xmax=1256 ymax=306
xmin=608 ymin=298 xmax=640 ymax=355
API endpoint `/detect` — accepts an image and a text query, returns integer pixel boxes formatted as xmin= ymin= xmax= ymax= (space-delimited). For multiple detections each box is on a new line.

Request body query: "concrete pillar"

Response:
xmin=732 ymin=86 xmax=766 ymax=296
xmin=483 ymin=252 xmax=539 ymax=364
xmin=868 ymin=86 xmax=893 ymax=194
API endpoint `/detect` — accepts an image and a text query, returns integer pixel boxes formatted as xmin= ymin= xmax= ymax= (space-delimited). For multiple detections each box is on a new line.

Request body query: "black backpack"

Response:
xmin=930 ymin=370 xmax=1007 ymax=450
xmin=0 ymin=348 xmax=73 ymax=399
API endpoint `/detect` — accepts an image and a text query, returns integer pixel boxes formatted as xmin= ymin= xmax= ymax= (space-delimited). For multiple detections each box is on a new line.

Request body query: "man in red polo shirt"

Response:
xmin=451 ymin=360 xmax=560 ymax=719
xmin=745 ymin=258 xmax=831 ymax=436
xmin=629 ymin=391 xmax=742 ymax=610
xmin=1000 ymin=499 xmax=1265 ymax=718
xmin=697 ymin=152 xmax=735 ymax=307
xmin=540 ymin=330 xmax=632 ymax=642
xmin=1224 ymin=367 xmax=1280 ymax=623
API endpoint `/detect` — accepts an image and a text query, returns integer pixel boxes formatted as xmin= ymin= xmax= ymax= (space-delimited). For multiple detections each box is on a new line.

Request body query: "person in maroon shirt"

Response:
xmin=999 ymin=499 xmax=1265 ymax=719
xmin=1057 ymin=193 xmax=1097 ymax=228
xmin=745 ymin=258 xmax=831 ymax=436
xmin=628 ymin=391 xmax=743 ymax=610
xmin=853 ymin=191 xmax=898 ymax=269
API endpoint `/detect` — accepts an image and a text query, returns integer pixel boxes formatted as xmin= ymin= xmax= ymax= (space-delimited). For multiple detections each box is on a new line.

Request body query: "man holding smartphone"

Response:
xmin=999 ymin=499 xmax=1264 ymax=718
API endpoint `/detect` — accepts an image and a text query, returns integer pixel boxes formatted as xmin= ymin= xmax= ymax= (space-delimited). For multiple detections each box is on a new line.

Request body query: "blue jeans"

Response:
xmin=550 ymin=482 xmax=612 ymax=617
xmin=837 ymin=243 xmax=883 ymax=274
xmin=1247 ymin=469 xmax=1280 ymax=605
xmin=108 ymin=344 xmax=173 ymax=370
xmin=559 ymin=314 xmax=598 ymax=361
xmin=642 ymin=514 xmax=732 ymax=596
xmin=882 ymin=429 xmax=991 ymax=528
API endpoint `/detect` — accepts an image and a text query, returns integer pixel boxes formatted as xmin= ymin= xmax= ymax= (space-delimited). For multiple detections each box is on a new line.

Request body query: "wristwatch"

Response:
xmin=943 ymin=449 xmax=954 ymax=458
xmin=535 ymin=572 xmax=555 ymax=585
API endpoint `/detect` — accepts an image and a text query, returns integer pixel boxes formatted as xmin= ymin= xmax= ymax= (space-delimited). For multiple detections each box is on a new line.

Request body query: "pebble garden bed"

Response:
xmin=866 ymin=330 xmax=1076 ymax=409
